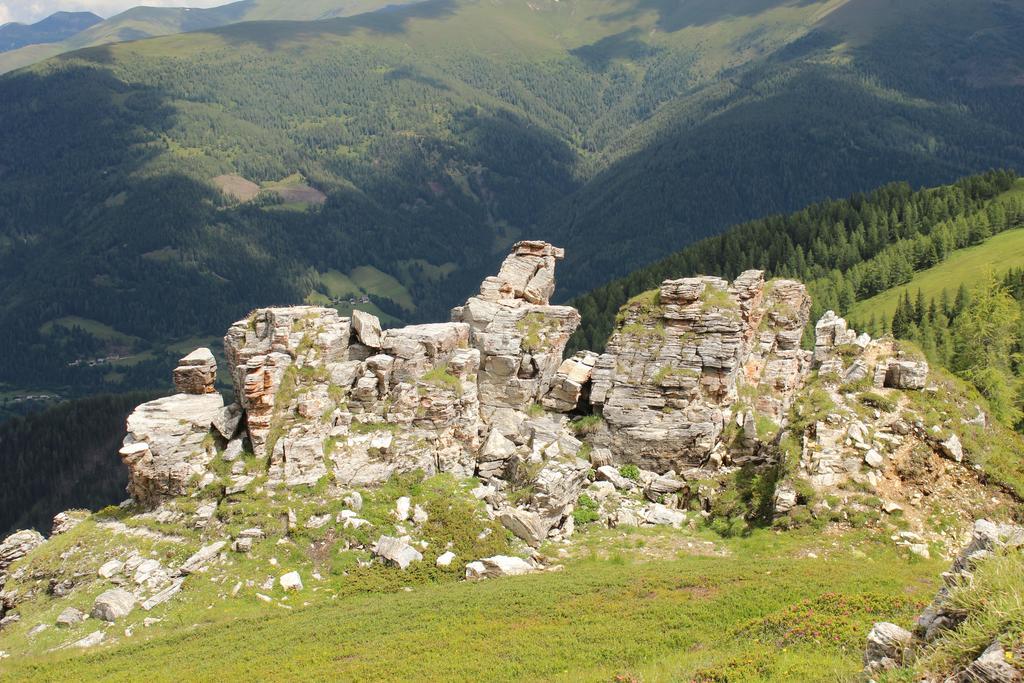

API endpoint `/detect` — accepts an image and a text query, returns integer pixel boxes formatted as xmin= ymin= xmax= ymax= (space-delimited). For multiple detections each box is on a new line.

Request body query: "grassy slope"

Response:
xmin=846 ymin=179 xmax=1024 ymax=322
xmin=847 ymin=228 xmax=1024 ymax=323
xmin=2 ymin=527 xmax=940 ymax=682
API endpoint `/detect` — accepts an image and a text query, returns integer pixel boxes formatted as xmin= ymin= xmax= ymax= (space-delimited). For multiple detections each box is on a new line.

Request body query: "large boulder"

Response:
xmin=372 ymin=536 xmax=423 ymax=569
xmin=884 ymin=359 xmax=929 ymax=390
xmin=91 ymin=588 xmax=136 ymax=622
xmin=118 ymin=393 xmax=225 ymax=505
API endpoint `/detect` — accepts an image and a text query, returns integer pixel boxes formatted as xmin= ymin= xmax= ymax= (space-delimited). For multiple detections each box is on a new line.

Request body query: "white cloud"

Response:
xmin=1 ymin=1 xmax=232 ymax=25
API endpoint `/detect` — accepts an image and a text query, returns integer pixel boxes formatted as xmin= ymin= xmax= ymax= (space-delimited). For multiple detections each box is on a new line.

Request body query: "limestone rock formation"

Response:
xmin=173 ymin=348 xmax=218 ymax=394
xmin=453 ymin=241 xmax=580 ymax=432
xmin=118 ymin=393 xmax=225 ymax=505
xmin=865 ymin=519 xmax=1024 ymax=679
xmin=586 ymin=272 xmax=811 ymax=471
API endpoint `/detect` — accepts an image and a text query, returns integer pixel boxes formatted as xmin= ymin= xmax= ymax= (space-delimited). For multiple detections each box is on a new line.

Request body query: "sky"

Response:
xmin=0 ymin=1 xmax=231 ymax=24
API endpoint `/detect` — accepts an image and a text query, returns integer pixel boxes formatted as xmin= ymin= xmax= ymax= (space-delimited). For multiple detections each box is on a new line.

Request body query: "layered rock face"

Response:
xmin=112 ymin=240 xmax=945 ymax=551
xmin=118 ymin=393 xmax=224 ymax=505
xmin=585 ymin=272 xmax=812 ymax=471
xmin=453 ymin=241 xmax=581 ymax=433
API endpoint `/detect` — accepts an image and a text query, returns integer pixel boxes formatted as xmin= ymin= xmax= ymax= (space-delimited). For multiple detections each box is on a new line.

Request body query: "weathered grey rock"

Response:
xmin=864 ymin=622 xmax=913 ymax=671
xmin=179 ymin=541 xmax=227 ymax=575
xmin=373 ymin=536 xmax=423 ymax=569
xmin=56 ymin=606 xmax=86 ymax=628
xmin=498 ymin=509 xmax=549 ymax=548
xmin=279 ymin=571 xmax=303 ymax=591
xmin=465 ymin=555 xmax=535 ymax=580
xmin=542 ymin=351 xmax=598 ymax=412
xmin=172 ymin=348 xmax=217 ymax=395
xmin=98 ymin=559 xmax=124 ymax=579
xmin=939 ymin=433 xmax=964 ymax=463
xmin=589 ymin=272 xmax=811 ymax=471
xmin=224 ymin=306 xmax=350 ymax=457
xmin=119 ymin=393 xmax=224 ymax=505
xmin=864 ymin=449 xmax=884 ymax=469
xmin=918 ymin=520 xmax=1024 ymax=641
xmin=477 ymin=429 xmax=518 ymax=480
xmin=773 ymin=483 xmax=797 ymax=515
xmin=643 ymin=504 xmax=686 ymax=527
xmin=212 ymin=403 xmax=243 ymax=440
xmin=351 ymin=309 xmax=382 ymax=348
xmin=885 ymin=359 xmax=929 ymax=390
xmin=596 ymin=465 xmax=635 ymax=491
xmin=141 ymin=577 xmax=185 ymax=610
xmin=51 ymin=510 xmax=88 ymax=536
xmin=961 ymin=640 xmax=1021 ymax=682
xmin=0 ymin=530 xmax=44 ymax=573
xmin=91 ymin=588 xmax=136 ymax=621
xmin=71 ymin=630 xmax=106 ymax=648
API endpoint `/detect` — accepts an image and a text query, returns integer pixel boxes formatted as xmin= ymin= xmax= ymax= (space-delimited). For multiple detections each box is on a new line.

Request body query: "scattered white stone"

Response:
xmin=372 ymin=535 xmax=423 ymax=569
xmin=864 ymin=449 xmax=884 ymax=469
xmin=344 ymin=491 xmax=363 ymax=512
xmin=255 ymin=593 xmax=273 ymax=603
xmin=393 ymin=497 xmax=411 ymax=522
xmin=470 ymin=484 xmax=496 ymax=500
xmin=98 ymin=559 xmax=125 ymax=579
xmin=305 ymin=514 xmax=331 ymax=529
xmin=908 ymin=543 xmax=930 ymax=559
xmin=179 ymin=540 xmax=227 ymax=575
xmin=436 ymin=551 xmax=457 ymax=567
xmin=465 ymin=556 xmax=535 ymax=580
xmin=142 ymin=577 xmax=185 ymax=610
xmin=939 ymin=434 xmax=964 ymax=463
xmin=412 ymin=505 xmax=429 ymax=525
xmin=279 ymin=571 xmax=303 ymax=591
xmin=71 ymin=630 xmax=106 ymax=649
xmin=882 ymin=501 xmax=903 ymax=514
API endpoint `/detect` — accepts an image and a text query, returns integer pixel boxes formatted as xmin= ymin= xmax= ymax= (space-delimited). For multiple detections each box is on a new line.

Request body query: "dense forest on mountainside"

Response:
xmin=570 ymin=171 xmax=1024 ymax=350
xmin=0 ymin=392 xmax=160 ymax=536
xmin=0 ymin=0 xmax=1022 ymax=406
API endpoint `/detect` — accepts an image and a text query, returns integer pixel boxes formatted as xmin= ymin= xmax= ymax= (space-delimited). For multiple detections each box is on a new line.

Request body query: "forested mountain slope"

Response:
xmin=0 ymin=0 xmax=1022 ymax=405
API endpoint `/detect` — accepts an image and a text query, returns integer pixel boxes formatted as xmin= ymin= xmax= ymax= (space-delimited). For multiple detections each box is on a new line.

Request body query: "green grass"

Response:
xmin=848 ymin=227 xmax=1024 ymax=323
xmin=349 ymin=266 xmax=414 ymax=312
xmin=1 ymin=527 xmax=940 ymax=682
xmin=38 ymin=316 xmax=137 ymax=344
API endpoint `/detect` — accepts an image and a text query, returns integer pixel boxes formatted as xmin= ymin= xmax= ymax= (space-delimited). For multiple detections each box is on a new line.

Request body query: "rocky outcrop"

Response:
xmin=864 ymin=622 xmax=914 ymax=672
xmin=587 ymin=272 xmax=811 ymax=471
xmin=864 ymin=519 xmax=1024 ymax=678
xmin=917 ymin=520 xmax=1024 ymax=642
xmin=0 ymin=530 xmax=44 ymax=575
xmin=453 ymin=241 xmax=580 ymax=432
xmin=118 ymin=393 xmax=225 ymax=505
xmin=172 ymin=348 xmax=218 ymax=395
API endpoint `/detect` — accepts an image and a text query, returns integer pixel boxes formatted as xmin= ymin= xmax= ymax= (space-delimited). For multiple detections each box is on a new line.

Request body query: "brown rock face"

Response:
xmin=172 ymin=348 xmax=217 ymax=395
xmin=588 ymin=271 xmax=812 ymax=471
xmin=223 ymin=307 xmax=350 ymax=457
